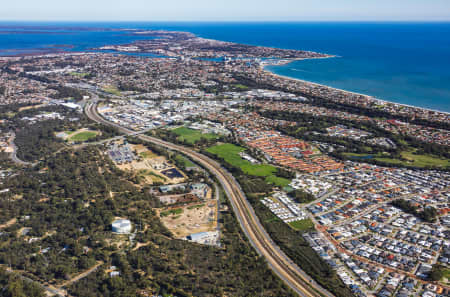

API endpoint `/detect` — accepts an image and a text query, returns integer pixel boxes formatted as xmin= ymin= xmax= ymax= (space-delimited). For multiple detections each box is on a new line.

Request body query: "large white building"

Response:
xmin=112 ymin=219 xmax=132 ymax=234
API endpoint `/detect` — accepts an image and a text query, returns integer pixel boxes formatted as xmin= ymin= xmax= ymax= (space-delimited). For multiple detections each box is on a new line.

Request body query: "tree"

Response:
xmin=288 ymin=189 xmax=315 ymax=204
xmin=429 ymin=265 xmax=444 ymax=281
xmin=5 ymin=279 xmax=26 ymax=297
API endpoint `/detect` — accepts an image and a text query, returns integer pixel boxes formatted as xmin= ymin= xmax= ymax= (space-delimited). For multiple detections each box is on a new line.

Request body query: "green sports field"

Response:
xmin=173 ymin=127 xmax=219 ymax=144
xmin=68 ymin=131 xmax=99 ymax=142
xmin=207 ymin=143 xmax=290 ymax=187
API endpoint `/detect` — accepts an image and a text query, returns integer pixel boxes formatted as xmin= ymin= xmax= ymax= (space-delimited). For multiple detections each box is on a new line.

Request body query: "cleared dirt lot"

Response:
xmin=158 ymin=200 xmax=218 ymax=238
xmin=116 ymin=144 xmax=187 ymax=185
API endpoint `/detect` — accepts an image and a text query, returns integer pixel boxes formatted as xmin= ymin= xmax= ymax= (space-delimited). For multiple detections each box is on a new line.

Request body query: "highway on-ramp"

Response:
xmin=85 ymin=100 xmax=334 ymax=297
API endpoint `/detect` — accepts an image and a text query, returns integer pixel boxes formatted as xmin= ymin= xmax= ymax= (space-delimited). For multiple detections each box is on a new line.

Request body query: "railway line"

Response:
xmin=85 ymin=100 xmax=334 ymax=297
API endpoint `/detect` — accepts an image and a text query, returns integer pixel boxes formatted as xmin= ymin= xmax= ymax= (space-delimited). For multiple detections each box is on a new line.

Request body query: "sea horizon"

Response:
xmin=1 ymin=21 xmax=450 ymax=112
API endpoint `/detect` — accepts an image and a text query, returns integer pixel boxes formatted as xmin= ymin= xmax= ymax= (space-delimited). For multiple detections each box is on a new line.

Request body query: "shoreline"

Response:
xmin=1 ymin=25 xmax=448 ymax=117
xmin=262 ymin=59 xmax=450 ymax=116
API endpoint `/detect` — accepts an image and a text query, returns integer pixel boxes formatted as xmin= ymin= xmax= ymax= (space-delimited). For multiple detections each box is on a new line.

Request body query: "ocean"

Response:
xmin=1 ymin=21 xmax=449 ymax=112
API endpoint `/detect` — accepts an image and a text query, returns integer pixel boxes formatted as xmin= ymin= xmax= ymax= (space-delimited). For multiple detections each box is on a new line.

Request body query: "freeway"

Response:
xmin=8 ymin=132 xmax=33 ymax=166
xmin=85 ymin=100 xmax=334 ymax=297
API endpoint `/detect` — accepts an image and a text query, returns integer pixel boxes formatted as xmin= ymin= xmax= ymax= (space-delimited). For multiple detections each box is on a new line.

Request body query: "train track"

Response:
xmin=85 ymin=100 xmax=333 ymax=297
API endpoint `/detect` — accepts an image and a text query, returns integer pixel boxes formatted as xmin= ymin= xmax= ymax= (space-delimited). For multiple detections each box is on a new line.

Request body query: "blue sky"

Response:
xmin=1 ymin=0 xmax=450 ymax=21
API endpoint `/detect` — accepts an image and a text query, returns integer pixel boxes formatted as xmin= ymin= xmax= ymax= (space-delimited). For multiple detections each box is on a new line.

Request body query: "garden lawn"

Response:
xmin=443 ymin=268 xmax=450 ymax=282
xmin=289 ymin=219 xmax=314 ymax=232
xmin=344 ymin=150 xmax=450 ymax=168
xmin=399 ymin=150 xmax=450 ymax=167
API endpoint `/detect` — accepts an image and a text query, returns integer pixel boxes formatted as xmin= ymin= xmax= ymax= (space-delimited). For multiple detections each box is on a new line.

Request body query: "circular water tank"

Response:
xmin=111 ymin=219 xmax=132 ymax=234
